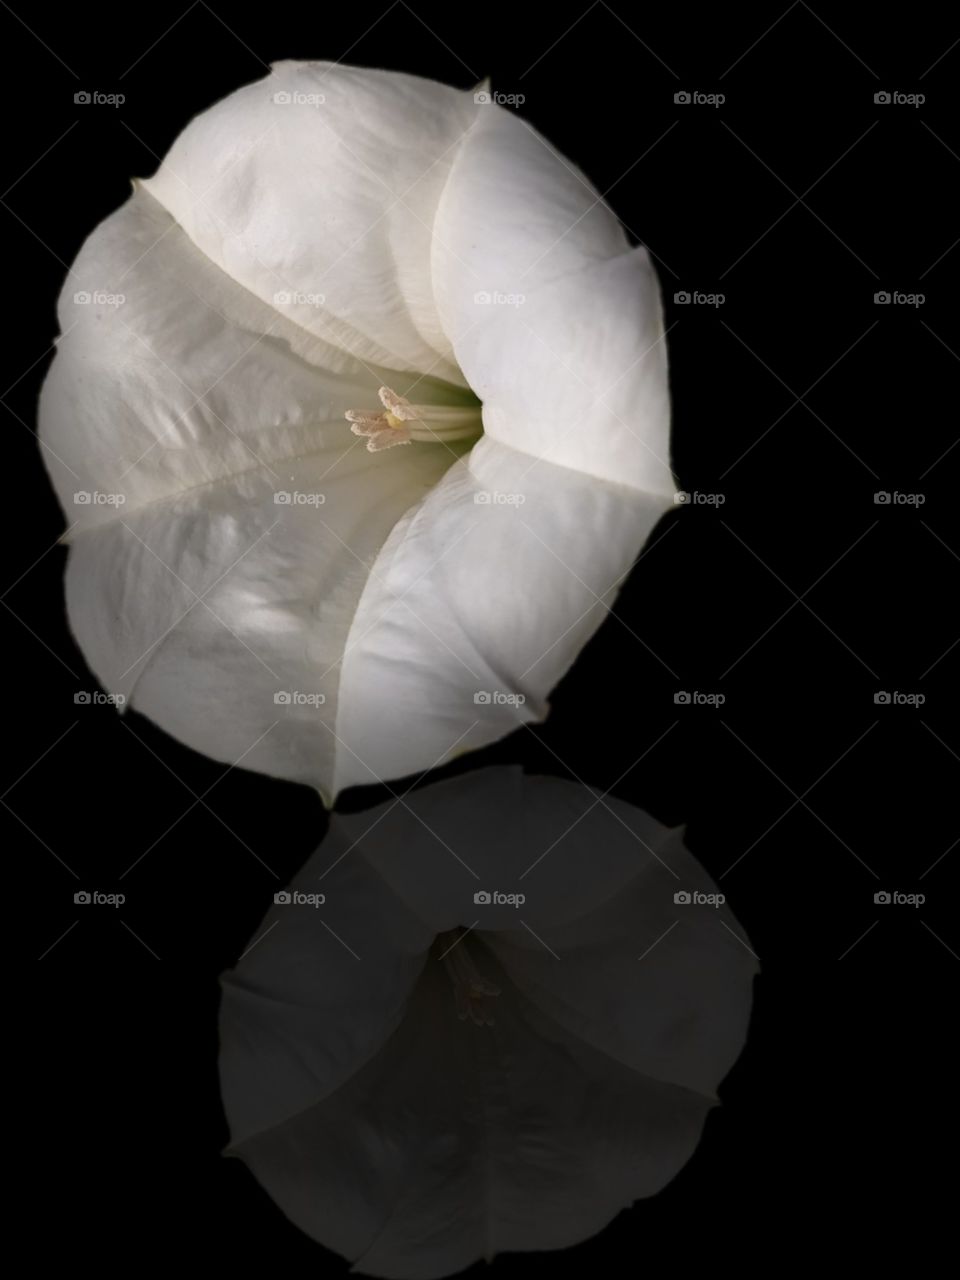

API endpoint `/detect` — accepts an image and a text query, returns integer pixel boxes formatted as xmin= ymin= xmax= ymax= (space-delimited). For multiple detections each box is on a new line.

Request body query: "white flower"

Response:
xmin=40 ymin=62 xmax=675 ymax=804
xmin=220 ymin=768 xmax=757 ymax=1276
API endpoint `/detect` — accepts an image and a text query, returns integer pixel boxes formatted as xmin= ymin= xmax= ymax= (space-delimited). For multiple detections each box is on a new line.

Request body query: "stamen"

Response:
xmin=437 ymin=929 xmax=501 ymax=1028
xmin=345 ymin=386 xmax=483 ymax=453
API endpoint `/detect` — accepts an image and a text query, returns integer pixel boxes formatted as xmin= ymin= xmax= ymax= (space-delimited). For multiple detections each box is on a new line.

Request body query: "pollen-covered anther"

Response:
xmin=346 ymin=385 xmax=482 ymax=453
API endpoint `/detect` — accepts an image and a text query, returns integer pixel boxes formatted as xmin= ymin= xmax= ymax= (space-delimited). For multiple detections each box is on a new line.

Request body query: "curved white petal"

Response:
xmin=40 ymin=190 xmax=458 ymax=799
xmin=431 ymin=102 xmax=672 ymax=492
xmin=333 ymin=438 xmax=670 ymax=794
xmin=40 ymin=186 xmax=458 ymax=528
xmin=141 ymin=61 xmax=477 ymax=385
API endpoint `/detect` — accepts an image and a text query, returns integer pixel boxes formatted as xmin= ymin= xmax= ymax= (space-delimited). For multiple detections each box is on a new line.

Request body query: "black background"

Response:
xmin=7 ymin=0 xmax=958 ymax=1268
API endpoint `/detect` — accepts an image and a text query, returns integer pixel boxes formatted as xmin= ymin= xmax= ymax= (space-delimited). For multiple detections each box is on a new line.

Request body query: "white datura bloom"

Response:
xmin=220 ymin=769 xmax=757 ymax=1277
xmin=40 ymin=62 xmax=675 ymax=803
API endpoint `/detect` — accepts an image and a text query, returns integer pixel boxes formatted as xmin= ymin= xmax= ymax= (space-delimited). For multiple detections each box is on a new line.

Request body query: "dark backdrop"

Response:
xmin=7 ymin=0 xmax=958 ymax=1269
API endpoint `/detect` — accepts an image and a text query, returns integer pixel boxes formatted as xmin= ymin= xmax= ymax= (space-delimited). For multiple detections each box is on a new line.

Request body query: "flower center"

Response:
xmin=345 ymin=386 xmax=483 ymax=453
xmin=436 ymin=928 xmax=501 ymax=1027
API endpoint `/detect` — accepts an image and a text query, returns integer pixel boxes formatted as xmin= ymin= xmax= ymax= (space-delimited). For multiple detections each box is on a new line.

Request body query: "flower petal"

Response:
xmin=141 ymin=61 xmax=478 ymax=385
xmin=486 ymin=832 xmax=758 ymax=1098
xmin=333 ymin=438 xmax=671 ymax=795
xmin=431 ymin=101 xmax=673 ymax=492
xmin=335 ymin=766 xmax=677 ymax=930
xmin=220 ymin=817 xmax=435 ymax=1145
xmin=40 ymin=189 xmax=460 ymax=797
